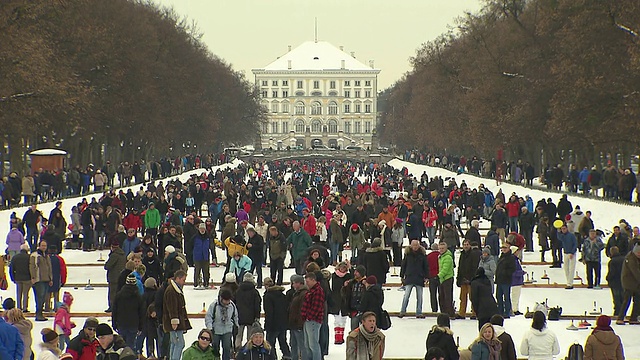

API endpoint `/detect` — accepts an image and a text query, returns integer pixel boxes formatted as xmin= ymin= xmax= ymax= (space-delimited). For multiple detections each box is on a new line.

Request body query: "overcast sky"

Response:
xmin=152 ymin=0 xmax=483 ymax=89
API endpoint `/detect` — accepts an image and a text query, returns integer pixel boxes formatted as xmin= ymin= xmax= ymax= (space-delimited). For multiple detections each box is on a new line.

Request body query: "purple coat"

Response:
xmin=512 ymin=257 xmax=525 ymax=286
xmin=235 ymin=209 xmax=249 ymax=223
xmin=5 ymin=228 xmax=25 ymax=251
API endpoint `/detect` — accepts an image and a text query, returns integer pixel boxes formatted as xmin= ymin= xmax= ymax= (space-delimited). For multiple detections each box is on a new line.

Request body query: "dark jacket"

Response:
xmin=607 ymin=253 xmax=625 ymax=289
xmin=400 ymin=246 xmax=429 ymax=286
xmin=163 ymin=252 xmax=182 ymax=280
xmin=268 ymin=232 xmax=287 ymax=260
xmin=464 ymin=227 xmax=481 ymax=246
xmin=329 ymin=271 xmax=353 ymax=315
xmin=42 ymin=229 xmax=63 ymax=254
xmin=9 ymin=250 xmax=31 ymax=282
xmin=364 ymin=246 xmax=389 ymax=285
xmin=495 ymin=251 xmax=516 ymax=285
xmin=286 ymin=286 xmax=308 ymax=330
xmin=142 ymin=255 xmax=163 ymax=283
xmin=495 ymin=327 xmax=517 ymax=360
xmin=457 ymin=248 xmax=481 ymax=286
xmin=518 ymin=211 xmax=536 ymax=232
xmin=247 ymin=233 xmax=264 ymax=263
xmin=621 ymin=251 xmax=640 ymax=291
xmin=426 ymin=326 xmax=459 ymax=360
xmin=263 ymin=285 xmax=288 ymax=332
xmin=235 ymin=281 xmax=261 ymax=325
xmin=358 ymin=284 xmax=383 ymax=321
xmin=96 ymin=334 xmax=136 ymax=360
xmin=162 ymin=279 xmax=192 ymax=332
xmin=112 ymin=284 xmax=145 ymax=331
xmin=470 ymin=274 xmax=498 ymax=320
xmin=485 ymin=230 xmax=500 ymax=257
xmin=491 ymin=208 xmax=507 ymax=229
xmin=606 ymin=233 xmax=629 ymax=257
xmin=105 ymin=248 xmax=126 ymax=283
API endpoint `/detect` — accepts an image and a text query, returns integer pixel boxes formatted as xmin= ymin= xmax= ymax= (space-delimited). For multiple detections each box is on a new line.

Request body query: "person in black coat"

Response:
xmin=426 ymin=313 xmax=459 ymax=360
xmin=400 ymin=240 xmax=430 ymax=318
xmin=235 ymin=273 xmax=262 ymax=348
xmin=495 ymin=245 xmax=516 ymax=318
xmin=358 ymin=275 xmax=384 ymax=322
xmin=42 ymin=225 xmax=63 ymax=255
xmin=364 ymin=238 xmax=389 ymax=285
xmin=112 ymin=274 xmax=145 ymax=350
xmin=246 ymin=226 xmax=264 ymax=288
xmin=456 ymin=240 xmax=482 ymax=319
xmin=470 ymin=267 xmax=498 ymax=330
xmin=606 ymin=246 xmax=625 ymax=317
xmin=142 ymin=248 xmax=163 ymax=284
xmin=518 ymin=207 xmax=536 ymax=252
xmin=262 ymin=278 xmax=291 ymax=358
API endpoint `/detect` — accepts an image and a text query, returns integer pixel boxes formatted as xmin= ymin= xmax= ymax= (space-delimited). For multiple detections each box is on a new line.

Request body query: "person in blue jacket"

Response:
xmin=557 ymin=224 xmax=578 ymax=289
xmin=0 ymin=316 xmax=24 ymax=360
xmin=192 ymin=223 xmax=211 ymax=289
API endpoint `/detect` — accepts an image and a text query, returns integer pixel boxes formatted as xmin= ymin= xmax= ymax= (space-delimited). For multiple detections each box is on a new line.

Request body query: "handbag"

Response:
xmin=378 ymin=310 xmax=392 ymax=330
xmin=0 ymin=275 xmax=8 ymax=291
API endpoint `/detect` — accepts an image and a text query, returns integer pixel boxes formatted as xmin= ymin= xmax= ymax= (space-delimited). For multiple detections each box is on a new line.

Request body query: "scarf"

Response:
xmin=335 ymin=269 xmax=348 ymax=278
xmin=483 ymin=339 xmax=502 ymax=360
xmin=356 ymin=324 xmax=383 ymax=359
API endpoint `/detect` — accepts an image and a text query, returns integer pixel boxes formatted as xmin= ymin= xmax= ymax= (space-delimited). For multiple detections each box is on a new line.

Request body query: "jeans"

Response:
xmin=157 ymin=326 xmax=166 ymax=358
xmin=58 ymin=334 xmax=69 ymax=350
xmin=119 ymin=328 xmax=137 ymax=350
xmin=267 ymin=330 xmax=291 ymax=358
xmin=618 ymin=289 xmax=640 ymax=321
xmin=26 ymin=226 xmax=39 ymax=251
xmin=290 ymin=329 xmax=308 ymax=360
xmin=294 ymin=258 xmax=305 ymax=275
xmin=585 ymin=261 xmax=601 ymax=287
xmin=168 ymin=330 xmax=185 ymax=360
xmin=426 ymin=227 xmax=436 ymax=244
xmin=496 ymin=283 xmax=512 ymax=317
xmin=212 ymin=332 xmax=233 ymax=360
xmin=508 ymin=217 xmax=518 ymax=233
xmin=303 ymin=320 xmax=322 ymax=360
xmin=250 ymin=259 xmax=263 ymax=288
xmin=611 ymin=287 xmax=624 ymax=317
xmin=82 ymin=228 xmax=94 ymax=251
xmin=270 ymin=257 xmax=284 ymax=285
xmin=401 ymin=284 xmax=423 ymax=315
xmin=329 ymin=241 xmax=340 ymax=264
xmin=34 ymin=281 xmax=48 ymax=315
xmin=564 ymin=254 xmax=577 ymax=286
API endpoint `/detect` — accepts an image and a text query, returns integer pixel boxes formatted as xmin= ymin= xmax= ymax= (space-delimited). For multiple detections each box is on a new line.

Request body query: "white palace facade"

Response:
xmin=252 ymin=41 xmax=380 ymax=150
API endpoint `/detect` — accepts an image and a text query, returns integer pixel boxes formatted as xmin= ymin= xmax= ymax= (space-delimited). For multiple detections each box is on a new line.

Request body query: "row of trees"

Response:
xmin=379 ymin=0 xmax=640 ymax=171
xmin=1 ymin=0 xmax=265 ymax=174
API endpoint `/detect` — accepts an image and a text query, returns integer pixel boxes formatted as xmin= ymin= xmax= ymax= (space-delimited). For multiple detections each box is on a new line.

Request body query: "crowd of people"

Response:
xmin=0 ymin=153 xmax=234 ymax=209
xmin=1 ymin=157 xmax=637 ymax=360
xmin=404 ymin=150 xmax=640 ymax=202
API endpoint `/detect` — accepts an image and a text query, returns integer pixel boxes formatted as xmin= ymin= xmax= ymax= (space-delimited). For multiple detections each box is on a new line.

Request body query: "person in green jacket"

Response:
xmin=182 ymin=329 xmax=216 ymax=360
xmin=144 ymin=203 xmax=162 ymax=239
xmin=286 ymin=221 xmax=312 ymax=275
xmin=436 ymin=241 xmax=455 ymax=317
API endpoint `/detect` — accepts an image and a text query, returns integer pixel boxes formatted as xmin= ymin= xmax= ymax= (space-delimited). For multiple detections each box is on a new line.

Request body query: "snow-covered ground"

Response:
xmin=3 ymin=158 xmax=639 ymax=359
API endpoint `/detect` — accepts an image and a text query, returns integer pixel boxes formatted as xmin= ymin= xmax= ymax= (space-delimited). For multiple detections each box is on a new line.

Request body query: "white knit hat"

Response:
xmin=164 ymin=245 xmax=176 ymax=254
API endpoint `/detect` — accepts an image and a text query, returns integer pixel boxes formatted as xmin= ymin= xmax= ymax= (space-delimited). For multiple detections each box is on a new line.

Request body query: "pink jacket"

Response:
xmin=54 ymin=305 xmax=75 ymax=336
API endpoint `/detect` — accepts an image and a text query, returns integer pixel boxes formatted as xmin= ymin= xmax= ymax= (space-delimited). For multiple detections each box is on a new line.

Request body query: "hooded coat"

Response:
xmin=358 ymin=284 xmax=384 ymax=321
xmin=235 ymin=281 xmax=261 ymax=325
xmin=364 ymin=246 xmax=389 ymax=285
xmin=329 ymin=270 xmax=353 ymax=315
xmin=470 ymin=271 xmax=498 ymax=320
xmin=263 ymin=285 xmax=288 ymax=332
xmin=426 ymin=325 xmax=459 ymax=360
xmin=584 ymin=330 xmax=624 ymax=360
xmin=400 ymin=245 xmax=429 ymax=286
xmin=112 ymin=284 xmax=145 ymax=332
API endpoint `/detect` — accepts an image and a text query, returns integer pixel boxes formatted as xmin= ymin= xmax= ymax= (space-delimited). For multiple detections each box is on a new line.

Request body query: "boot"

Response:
xmin=335 ymin=327 xmax=345 ymax=345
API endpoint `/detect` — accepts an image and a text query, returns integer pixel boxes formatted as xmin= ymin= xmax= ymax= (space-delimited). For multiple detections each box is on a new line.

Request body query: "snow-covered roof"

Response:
xmin=255 ymin=41 xmax=379 ymax=72
xmin=29 ymin=149 xmax=67 ymax=156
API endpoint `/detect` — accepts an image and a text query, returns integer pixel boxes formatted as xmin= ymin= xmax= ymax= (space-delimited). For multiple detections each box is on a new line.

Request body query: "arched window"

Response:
xmin=311 ymin=101 xmax=322 ymax=115
xmin=328 ymin=101 xmax=338 ymax=115
xmin=295 ymin=119 xmax=305 ymax=133
xmin=281 ymin=100 xmax=290 ymax=113
xmin=328 ymin=119 xmax=338 ymax=133
xmin=271 ymin=101 xmax=279 ymax=113
xmin=311 ymin=119 xmax=322 ymax=133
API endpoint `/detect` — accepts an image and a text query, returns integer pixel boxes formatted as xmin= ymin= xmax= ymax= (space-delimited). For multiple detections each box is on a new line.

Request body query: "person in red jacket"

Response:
xmin=505 ymin=195 xmax=521 ymax=234
xmin=301 ymin=208 xmax=317 ymax=237
xmin=427 ymin=243 xmax=440 ymax=313
xmin=67 ymin=317 xmax=99 ymax=360
xmin=301 ymin=272 xmax=325 ymax=360
xmin=123 ymin=209 xmax=142 ymax=234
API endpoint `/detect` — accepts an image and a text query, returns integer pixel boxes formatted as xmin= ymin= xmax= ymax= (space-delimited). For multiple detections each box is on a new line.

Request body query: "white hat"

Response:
xmin=224 ymin=273 xmax=236 ymax=283
xmin=243 ymin=272 xmax=255 ymax=283
xmin=165 ymin=245 xmax=176 ymax=254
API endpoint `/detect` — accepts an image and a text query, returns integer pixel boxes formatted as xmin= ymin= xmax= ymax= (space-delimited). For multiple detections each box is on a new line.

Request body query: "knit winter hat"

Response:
xmin=290 ymin=274 xmax=304 ymax=284
xmin=365 ymin=275 xmax=377 ymax=285
xmin=95 ymin=323 xmax=113 ymax=337
xmin=243 ymin=272 xmax=255 ymax=284
xmin=83 ymin=317 xmax=99 ymax=329
xmin=224 ymin=273 xmax=236 ymax=283
xmin=62 ymin=291 xmax=74 ymax=306
xmin=482 ymin=246 xmax=491 ymax=255
xmin=41 ymin=328 xmax=58 ymax=343
xmin=2 ymin=298 xmax=15 ymax=310
xmin=198 ymin=223 xmax=206 ymax=230
xmin=596 ymin=314 xmax=611 ymax=328
xmin=354 ymin=266 xmax=367 ymax=277
xmin=126 ymin=273 xmax=137 ymax=285
xmin=165 ymin=245 xmax=176 ymax=254
xmin=144 ymin=277 xmax=157 ymax=289
xmin=250 ymin=324 xmax=264 ymax=337
xmin=351 ymin=224 xmax=359 ymax=231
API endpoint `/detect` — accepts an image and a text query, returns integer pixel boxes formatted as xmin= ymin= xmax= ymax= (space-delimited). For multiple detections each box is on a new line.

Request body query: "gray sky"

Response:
xmin=152 ymin=0 xmax=483 ymax=89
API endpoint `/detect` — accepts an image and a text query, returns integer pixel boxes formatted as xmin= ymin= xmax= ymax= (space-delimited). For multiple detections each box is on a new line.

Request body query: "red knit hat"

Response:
xmin=351 ymin=224 xmax=359 ymax=231
xmin=365 ymin=275 xmax=377 ymax=285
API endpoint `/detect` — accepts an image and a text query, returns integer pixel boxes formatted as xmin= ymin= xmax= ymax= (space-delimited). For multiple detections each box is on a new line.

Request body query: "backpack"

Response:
xmin=378 ymin=309 xmax=392 ymax=330
xmin=566 ymin=343 xmax=584 ymax=360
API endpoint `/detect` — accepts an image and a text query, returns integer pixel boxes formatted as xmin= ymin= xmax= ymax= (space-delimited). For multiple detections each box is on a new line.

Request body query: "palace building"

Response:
xmin=252 ymin=41 xmax=380 ymax=150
